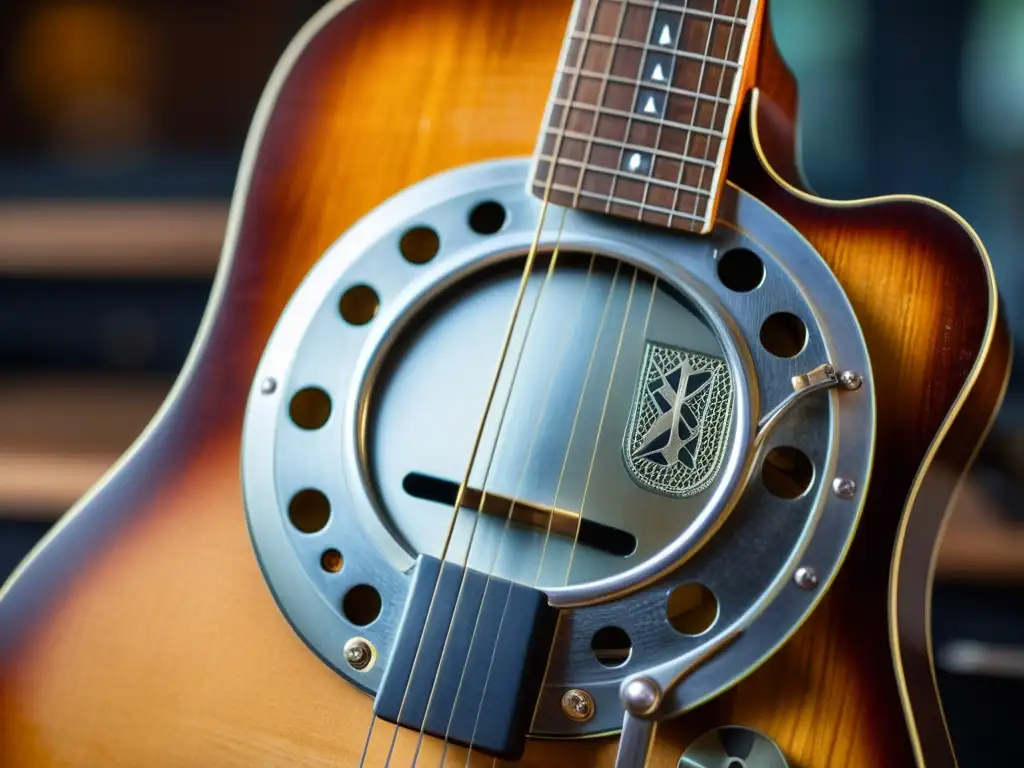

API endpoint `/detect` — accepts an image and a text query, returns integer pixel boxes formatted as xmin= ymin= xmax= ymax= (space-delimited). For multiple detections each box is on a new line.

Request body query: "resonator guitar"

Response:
xmin=0 ymin=1 xmax=1011 ymax=766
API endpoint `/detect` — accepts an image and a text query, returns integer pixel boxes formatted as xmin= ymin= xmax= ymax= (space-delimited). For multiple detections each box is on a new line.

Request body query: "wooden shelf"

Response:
xmin=0 ymin=202 xmax=226 ymax=277
xmin=0 ymin=375 xmax=169 ymax=517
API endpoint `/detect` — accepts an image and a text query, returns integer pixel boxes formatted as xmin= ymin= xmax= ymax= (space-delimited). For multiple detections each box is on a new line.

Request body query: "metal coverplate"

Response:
xmin=241 ymin=158 xmax=874 ymax=738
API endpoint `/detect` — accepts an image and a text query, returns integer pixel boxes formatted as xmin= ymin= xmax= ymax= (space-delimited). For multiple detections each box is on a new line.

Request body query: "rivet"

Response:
xmin=794 ymin=566 xmax=819 ymax=590
xmin=561 ymin=688 xmax=595 ymax=722
xmin=839 ymin=370 xmax=863 ymax=390
xmin=832 ymin=477 xmax=857 ymax=499
xmin=344 ymin=637 xmax=374 ymax=671
xmin=260 ymin=377 xmax=277 ymax=395
xmin=622 ymin=677 xmax=662 ymax=717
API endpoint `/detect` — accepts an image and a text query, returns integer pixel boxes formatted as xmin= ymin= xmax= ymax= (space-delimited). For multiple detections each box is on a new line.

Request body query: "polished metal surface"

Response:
xmin=792 ymin=566 xmax=818 ymax=590
xmin=344 ymin=637 xmax=374 ymax=671
xmin=678 ymin=726 xmax=788 ymax=768
xmin=614 ymin=711 xmax=658 ymax=768
xmin=831 ymin=477 xmax=857 ymax=500
xmin=621 ymin=677 xmax=662 ymax=717
xmin=561 ymin=689 xmax=595 ymax=722
xmin=241 ymin=158 xmax=875 ymax=738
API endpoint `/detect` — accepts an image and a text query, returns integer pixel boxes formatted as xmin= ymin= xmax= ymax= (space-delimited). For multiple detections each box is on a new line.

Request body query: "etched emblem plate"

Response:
xmin=622 ymin=342 xmax=734 ymax=498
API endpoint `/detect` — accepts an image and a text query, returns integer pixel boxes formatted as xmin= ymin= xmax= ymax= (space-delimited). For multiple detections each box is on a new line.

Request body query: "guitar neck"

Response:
xmin=531 ymin=0 xmax=761 ymax=234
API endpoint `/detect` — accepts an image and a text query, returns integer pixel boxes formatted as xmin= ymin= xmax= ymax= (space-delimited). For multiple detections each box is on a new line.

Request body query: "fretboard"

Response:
xmin=531 ymin=0 xmax=759 ymax=234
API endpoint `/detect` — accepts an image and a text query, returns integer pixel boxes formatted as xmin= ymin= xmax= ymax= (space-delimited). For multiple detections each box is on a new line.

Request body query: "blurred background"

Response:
xmin=0 ymin=0 xmax=1021 ymax=764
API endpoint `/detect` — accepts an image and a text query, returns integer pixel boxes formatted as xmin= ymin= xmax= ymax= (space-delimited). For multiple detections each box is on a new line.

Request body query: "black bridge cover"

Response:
xmin=373 ymin=555 xmax=558 ymax=760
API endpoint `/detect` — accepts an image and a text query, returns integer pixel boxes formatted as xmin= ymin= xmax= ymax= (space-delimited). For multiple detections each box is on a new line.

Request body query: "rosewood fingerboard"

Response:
xmin=531 ymin=0 xmax=758 ymax=233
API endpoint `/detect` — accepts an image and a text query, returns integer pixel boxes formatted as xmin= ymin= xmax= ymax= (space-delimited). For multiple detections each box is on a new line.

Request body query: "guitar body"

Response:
xmin=0 ymin=1 xmax=1009 ymax=767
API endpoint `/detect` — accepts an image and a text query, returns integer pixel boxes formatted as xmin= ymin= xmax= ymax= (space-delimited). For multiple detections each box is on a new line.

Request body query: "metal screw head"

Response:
xmin=622 ymin=676 xmax=662 ymax=717
xmin=839 ymin=370 xmax=863 ymax=390
xmin=561 ymin=688 xmax=595 ymax=722
xmin=260 ymin=377 xmax=277 ymax=395
xmin=832 ymin=477 xmax=857 ymax=499
xmin=343 ymin=637 xmax=374 ymax=671
xmin=794 ymin=566 xmax=819 ymax=590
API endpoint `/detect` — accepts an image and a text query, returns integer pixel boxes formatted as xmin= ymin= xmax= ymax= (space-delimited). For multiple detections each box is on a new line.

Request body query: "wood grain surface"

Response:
xmin=0 ymin=1 xmax=1008 ymax=766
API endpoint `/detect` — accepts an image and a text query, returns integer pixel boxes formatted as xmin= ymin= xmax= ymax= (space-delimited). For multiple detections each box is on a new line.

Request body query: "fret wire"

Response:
xmin=699 ymin=0 xmax=759 ymax=222
xmin=552 ymin=99 xmax=727 ymax=138
xmin=640 ymin=0 xmax=682 ymax=220
xmin=540 ymin=155 xmax=711 ymax=199
xmin=671 ymin=0 xmax=719 ymax=226
xmin=532 ymin=0 xmax=601 ymax=201
xmin=574 ymin=0 xmax=631 ymax=208
xmin=547 ymin=184 xmax=707 ymax=222
xmin=558 ymin=67 xmax=732 ymax=105
xmin=541 ymin=128 xmax=718 ymax=168
xmin=616 ymin=0 xmax=663 ymax=219
xmin=571 ymin=32 xmax=742 ymax=67
xmin=622 ymin=0 xmax=749 ymax=25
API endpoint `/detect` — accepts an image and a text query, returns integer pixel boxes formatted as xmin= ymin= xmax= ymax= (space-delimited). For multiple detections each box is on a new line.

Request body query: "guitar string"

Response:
xmin=406 ymin=212 xmax=570 ymax=766
xmin=366 ymin=3 xmax=604 ymax=764
xmin=456 ymin=4 xmax=748 ymax=762
xmin=458 ymin=259 xmax=623 ymax=768
xmin=372 ymin=196 xmax=554 ymax=768
xmin=560 ymin=267 xmax=644 ymax=586
xmin=433 ymin=254 xmax=599 ymax=767
xmin=458 ymin=4 xmax=750 ymax=758
xmin=688 ymin=1 xmax=746 ymax=224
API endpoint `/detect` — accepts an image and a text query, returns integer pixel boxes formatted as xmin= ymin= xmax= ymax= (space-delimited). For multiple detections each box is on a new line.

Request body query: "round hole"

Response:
xmin=343 ymin=584 xmax=382 ymax=626
xmin=339 ymin=284 xmax=379 ymax=325
xmin=289 ymin=386 xmax=332 ymax=430
xmin=667 ymin=583 xmax=718 ymax=636
xmin=717 ymin=247 xmax=764 ymax=292
xmin=321 ymin=548 xmax=343 ymax=573
xmin=288 ymin=489 xmax=330 ymax=533
xmin=400 ymin=227 xmax=440 ymax=264
xmin=762 ymin=446 xmax=815 ymax=499
xmin=760 ymin=311 xmax=807 ymax=358
xmin=468 ymin=201 xmax=507 ymax=235
xmin=591 ymin=626 xmax=632 ymax=668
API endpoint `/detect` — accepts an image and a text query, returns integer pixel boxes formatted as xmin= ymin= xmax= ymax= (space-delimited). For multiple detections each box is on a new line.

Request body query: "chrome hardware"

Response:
xmin=791 ymin=363 xmax=836 ymax=391
xmin=621 ymin=677 xmax=662 ymax=717
xmin=839 ymin=370 xmax=863 ymax=390
xmin=561 ymin=689 xmax=595 ymax=722
xmin=260 ymin=377 xmax=277 ymax=395
xmin=678 ymin=725 xmax=789 ymax=767
xmin=794 ymin=566 xmax=819 ymax=590
xmin=832 ymin=477 xmax=857 ymax=500
xmin=343 ymin=637 xmax=374 ymax=671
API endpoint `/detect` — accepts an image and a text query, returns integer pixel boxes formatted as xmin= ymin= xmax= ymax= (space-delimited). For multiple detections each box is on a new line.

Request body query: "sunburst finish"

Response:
xmin=0 ymin=1 xmax=1009 ymax=766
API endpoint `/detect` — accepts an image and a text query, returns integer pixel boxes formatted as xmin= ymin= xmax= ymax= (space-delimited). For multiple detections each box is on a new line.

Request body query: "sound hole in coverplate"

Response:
xmin=591 ymin=626 xmax=632 ymax=667
xmin=666 ymin=582 xmax=718 ymax=636
xmin=759 ymin=312 xmax=807 ymax=358
xmin=468 ymin=201 xmax=507 ymax=235
xmin=289 ymin=489 xmax=331 ymax=533
xmin=340 ymin=284 xmax=380 ymax=325
xmin=761 ymin=446 xmax=814 ymax=499
xmin=289 ymin=386 xmax=332 ymax=430
xmin=401 ymin=472 xmax=638 ymax=557
xmin=343 ymin=584 xmax=382 ymax=626
xmin=717 ymin=248 xmax=764 ymax=293
xmin=321 ymin=548 xmax=344 ymax=573
xmin=400 ymin=227 xmax=440 ymax=264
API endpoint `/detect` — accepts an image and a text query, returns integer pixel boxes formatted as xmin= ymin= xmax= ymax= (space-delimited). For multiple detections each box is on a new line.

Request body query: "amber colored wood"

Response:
xmin=0 ymin=1 xmax=1008 ymax=766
